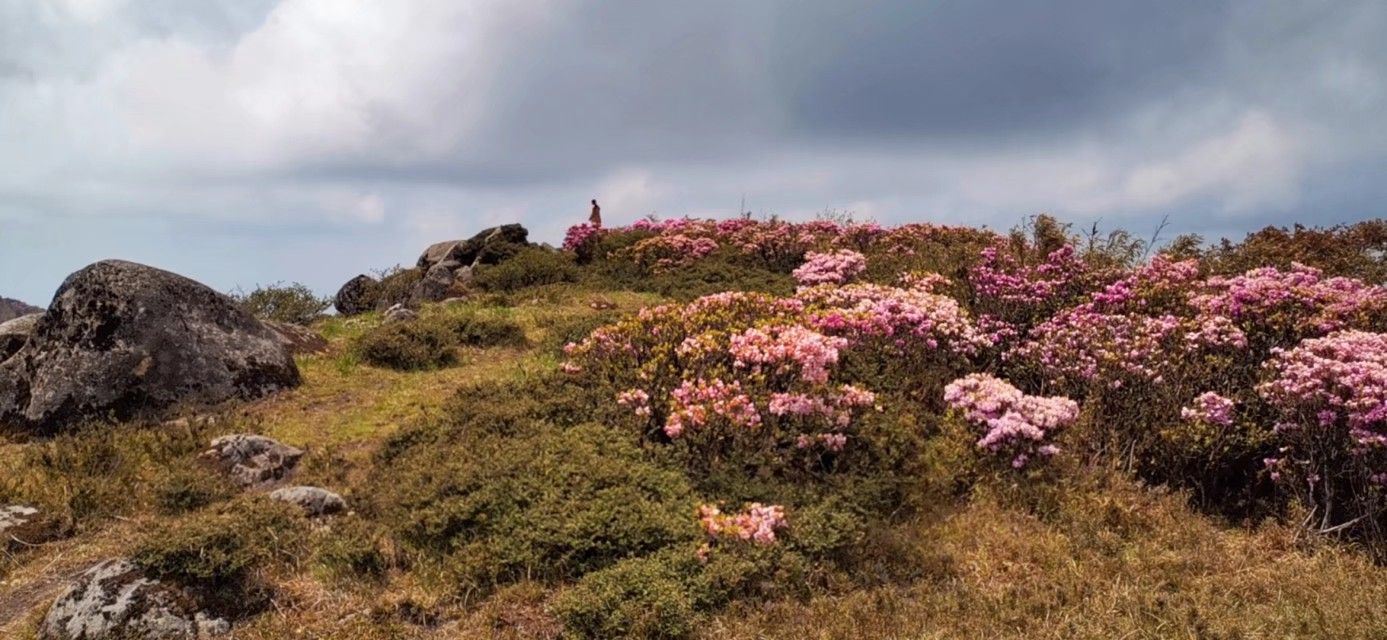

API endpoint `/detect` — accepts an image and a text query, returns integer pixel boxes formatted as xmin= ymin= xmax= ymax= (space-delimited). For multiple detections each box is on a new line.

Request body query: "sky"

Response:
xmin=2 ymin=0 xmax=1386 ymax=305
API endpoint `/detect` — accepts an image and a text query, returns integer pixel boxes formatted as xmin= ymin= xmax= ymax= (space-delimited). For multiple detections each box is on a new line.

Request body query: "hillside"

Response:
xmin=5 ymin=216 xmax=1387 ymax=639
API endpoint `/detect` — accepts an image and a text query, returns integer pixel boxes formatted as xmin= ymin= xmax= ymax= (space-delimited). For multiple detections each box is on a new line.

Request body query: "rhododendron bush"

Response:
xmin=557 ymin=215 xmax=1387 ymax=546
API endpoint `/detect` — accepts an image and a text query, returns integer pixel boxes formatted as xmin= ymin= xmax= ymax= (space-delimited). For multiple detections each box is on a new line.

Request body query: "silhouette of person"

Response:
xmin=589 ymin=199 xmax=602 ymax=227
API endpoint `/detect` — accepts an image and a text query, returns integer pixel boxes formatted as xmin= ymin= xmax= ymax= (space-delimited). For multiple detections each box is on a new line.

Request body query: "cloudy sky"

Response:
xmin=2 ymin=0 xmax=1386 ymax=304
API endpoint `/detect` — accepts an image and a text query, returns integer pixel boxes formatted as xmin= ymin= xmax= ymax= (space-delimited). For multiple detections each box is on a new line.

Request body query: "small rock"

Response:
xmin=383 ymin=304 xmax=418 ymax=324
xmin=200 ymin=434 xmax=304 ymax=488
xmin=1 ymin=504 xmax=39 ymax=537
xmin=39 ymin=558 xmax=229 ymax=640
xmin=269 ymin=486 xmax=346 ymax=517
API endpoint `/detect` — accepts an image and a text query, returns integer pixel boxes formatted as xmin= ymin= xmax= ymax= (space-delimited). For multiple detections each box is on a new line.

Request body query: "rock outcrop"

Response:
xmin=408 ymin=224 xmax=529 ymax=304
xmin=0 ymin=296 xmax=41 ymax=323
xmin=38 ymin=559 xmax=230 ymax=640
xmin=269 ymin=486 xmax=346 ymax=517
xmin=0 ymin=261 xmax=300 ymax=434
xmin=0 ymin=312 xmax=40 ymax=361
xmin=200 ymin=434 xmax=304 ymax=488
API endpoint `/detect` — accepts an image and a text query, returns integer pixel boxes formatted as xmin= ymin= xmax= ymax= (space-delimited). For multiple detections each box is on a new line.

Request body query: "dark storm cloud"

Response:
xmin=772 ymin=1 xmax=1232 ymax=141
xmin=2 ymin=0 xmax=1387 ymax=306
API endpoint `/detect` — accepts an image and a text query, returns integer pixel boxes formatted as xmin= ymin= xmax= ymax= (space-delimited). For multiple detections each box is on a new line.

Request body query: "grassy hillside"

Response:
xmin=5 ymin=216 xmax=1387 ymax=639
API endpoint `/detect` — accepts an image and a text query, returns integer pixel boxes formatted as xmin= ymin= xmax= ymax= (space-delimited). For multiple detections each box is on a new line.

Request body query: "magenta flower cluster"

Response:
xmin=1192 ymin=263 xmax=1387 ymax=337
xmin=1261 ymin=331 xmax=1387 ymax=470
xmin=944 ymin=373 xmax=1079 ymax=468
xmin=970 ymin=243 xmax=1089 ymax=306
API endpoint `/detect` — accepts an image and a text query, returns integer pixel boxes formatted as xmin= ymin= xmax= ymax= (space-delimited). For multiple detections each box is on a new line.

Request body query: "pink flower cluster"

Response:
xmin=1091 ymin=255 xmax=1201 ymax=312
xmin=800 ymin=283 xmax=987 ymax=356
xmin=767 ymin=384 xmax=876 ymax=427
xmin=617 ymin=388 xmax=652 ymax=417
xmin=1181 ymin=392 xmax=1235 ymax=427
xmin=562 ymin=223 xmax=603 ymax=253
xmin=665 ymin=379 xmax=762 ymax=438
xmin=793 ymin=250 xmax=868 ymax=286
xmin=729 ymin=324 xmax=847 ymax=384
xmin=970 ymin=243 xmax=1089 ymax=306
xmin=1260 ymin=331 xmax=1387 ymax=450
xmin=1192 ymin=264 xmax=1387 ymax=337
xmin=626 ymin=233 xmax=721 ymax=272
xmin=698 ymin=503 xmax=787 ymax=545
xmin=944 ymin=373 xmax=1079 ymax=468
xmin=1015 ymin=305 xmax=1184 ymax=388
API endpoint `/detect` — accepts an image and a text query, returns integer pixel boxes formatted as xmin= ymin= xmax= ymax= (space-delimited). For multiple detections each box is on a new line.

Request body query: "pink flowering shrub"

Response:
xmin=697 ymin=503 xmax=788 ymax=546
xmin=624 ymin=233 xmax=722 ymax=272
xmin=1192 ymin=264 xmax=1387 ymax=349
xmin=562 ymin=222 xmax=604 ymax=257
xmin=1182 ymin=392 xmax=1235 ymax=427
xmin=944 ymin=373 xmax=1079 ymax=469
xmin=1260 ymin=330 xmax=1387 ymax=530
xmin=793 ymin=250 xmax=868 ymax=286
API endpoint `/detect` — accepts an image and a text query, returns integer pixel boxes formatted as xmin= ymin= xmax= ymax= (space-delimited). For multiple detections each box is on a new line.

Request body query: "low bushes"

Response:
xmin=371 ymin=423 xmax=697 ymax=597
xmin=351 ymin=313 xmax=527 ymax=370
xmin=132 ymin=495 xmax=307 ymax=585
xmin=231 ymin=281 xmax=330 ymax=325
xmin=473 ymin=247 xmax=579 ymax=292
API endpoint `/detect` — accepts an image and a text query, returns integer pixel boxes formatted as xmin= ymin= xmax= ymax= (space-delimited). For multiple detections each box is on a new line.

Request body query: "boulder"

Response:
xmin=416 ymin=224 xmax=530 ymax=271
xmin=0 ymin=261 xmax=300 ymax=435
xmin=408 ymin=261 xmax=460 ymax=305
xmin=269 ymin=486 xmax=346 ymax=517
xmin=0 ymin=312 xmax=40 ymax=361
xmin=383 ymin=304 xmax=418 ymax=324
xmin=263 ymin=320 xmax=330 ymax=355
xmin=0 ymin=296 xmax=42 ymax=323
xmin=333 ymin=274 xmax=379 ymax=316
xmin=200 ymin=434 xmax=304 ymax=488
xmin=39 ymin=558 xmax=230 ymax=640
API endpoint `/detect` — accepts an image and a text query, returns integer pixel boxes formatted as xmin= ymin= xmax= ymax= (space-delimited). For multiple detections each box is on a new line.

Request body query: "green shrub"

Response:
xmin=0 ymin=421 xmax=217 ymax=532
xmin=133 ymin=496 xmax=307 ymax=585
xmin=554 ymin=554 xmax=697 ymax=639
xmin=474 ymin=247 xmax=579 ymax=292
xmin=154 ymin=467 xmax=237 ymax=515
xmin=373 ymin=423 xmax=696 ymax=595
xmin=373 ymin=265 xmax=425 ymax=308
xmin=351 ymin=313 xmax=527 ymax=370
xmin=316 ymin=518 xmax=390 ymax=581
xmin=230 ymin=281 xmax=330 ymax=325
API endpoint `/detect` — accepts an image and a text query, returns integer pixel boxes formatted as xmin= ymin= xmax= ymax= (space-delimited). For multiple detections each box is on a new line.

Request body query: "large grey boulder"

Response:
xmin=0 ymin=261 xmax=300 ymax=435
xmin=38 ymin=558 xmax=229 ymax=639
xmin=0 ymin=312 xmax=41 ymax=361
xmin=333 ymin=274 xmax=379 ymax=316
xmin=0 ymin=296 xmax=42 ymax=323
xmin=200 ymin=434 xmax=304 ymax=488
xmin=269 ymin=486 xmax=346 ymax=517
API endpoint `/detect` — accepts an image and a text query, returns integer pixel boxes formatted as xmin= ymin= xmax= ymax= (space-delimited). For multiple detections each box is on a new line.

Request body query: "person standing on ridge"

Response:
xmin=589 ymin=199 xmax=602 ymax=227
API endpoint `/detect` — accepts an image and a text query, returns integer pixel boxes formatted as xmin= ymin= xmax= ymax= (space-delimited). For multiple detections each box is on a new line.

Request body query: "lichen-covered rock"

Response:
xmin=0 ymin=261 xmax=300 ymax=435
xmin=269 ymin=486 xmax=346 ymax=517
xmin=409 ymin=261 xmax=460 ymax=305
xmin=263 ymin=320 xmax=330 ymax=355
xmin=0 ymin=312 xmax=40 ymax=361
xmin=38 ymin=559 xmax=229 ymax=640
xmin=200 ymin=434 xmax=304 ymax=488
xmin=382 ymin=305 xmax=418 ymax=325
xmin=333 ymin=274 xmax=379 ymax=316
